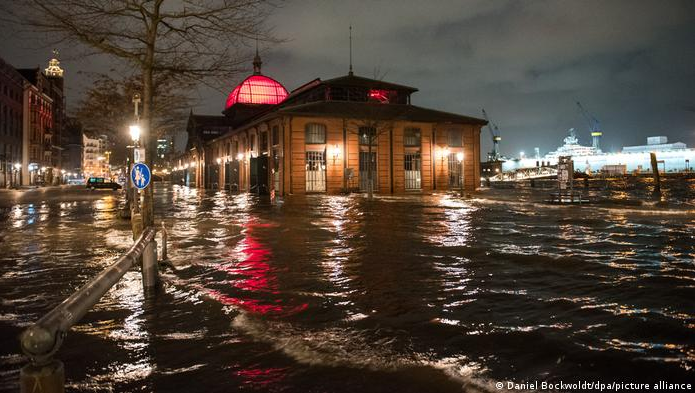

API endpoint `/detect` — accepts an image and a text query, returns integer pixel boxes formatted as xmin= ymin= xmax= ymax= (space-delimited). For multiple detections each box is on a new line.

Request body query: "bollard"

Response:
xmin=142 ymin=240 xmax=158 ymax=289
xmin=131 ymin=213 xmax=143 ymax=241
xmin=160 ymin=222 xmax=168 ymax=261
xmin=20 ymin=360 xmax=64 ymax=393
xmin=650 ymin=152 xmax=661 ymax=194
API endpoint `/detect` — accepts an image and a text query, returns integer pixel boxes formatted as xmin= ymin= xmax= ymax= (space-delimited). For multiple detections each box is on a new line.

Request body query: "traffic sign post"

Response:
xmin=134 ymin=148 xmax=145 ymax=163
xmin=131 ymin=163 xmax=151 ymax=190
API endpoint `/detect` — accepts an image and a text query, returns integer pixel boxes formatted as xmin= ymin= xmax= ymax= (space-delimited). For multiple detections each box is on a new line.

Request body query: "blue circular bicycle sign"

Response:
xmin=131 ymin=163 xmax=151 ymax=190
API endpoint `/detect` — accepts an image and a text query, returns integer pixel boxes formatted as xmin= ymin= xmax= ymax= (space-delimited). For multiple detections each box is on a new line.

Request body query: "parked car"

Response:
xmin=86 ymin=177 xmax=122 ymax=190
xmin=67 ymin=178 xmax=86 ymax=185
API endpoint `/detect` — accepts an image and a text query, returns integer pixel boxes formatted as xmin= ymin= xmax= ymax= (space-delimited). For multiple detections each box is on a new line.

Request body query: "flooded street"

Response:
xmin=1 ymin=181 xmax=694 ymax=392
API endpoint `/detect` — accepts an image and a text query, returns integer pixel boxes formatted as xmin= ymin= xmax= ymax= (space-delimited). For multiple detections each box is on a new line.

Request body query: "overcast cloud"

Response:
xmin=2 ymin=0 xmax=694 ymax=157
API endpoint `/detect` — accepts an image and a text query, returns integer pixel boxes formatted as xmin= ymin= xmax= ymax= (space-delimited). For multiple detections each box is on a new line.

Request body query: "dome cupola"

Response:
xmin=225 ymin=49 xmax=288 ymax=109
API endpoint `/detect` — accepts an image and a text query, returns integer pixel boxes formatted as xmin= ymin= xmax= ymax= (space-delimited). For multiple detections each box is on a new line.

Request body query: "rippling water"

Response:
xmin=1 ymin=179 xmax=694 ymax=392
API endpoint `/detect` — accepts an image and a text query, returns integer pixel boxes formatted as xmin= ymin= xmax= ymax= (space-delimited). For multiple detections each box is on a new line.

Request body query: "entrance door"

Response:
xmin=305 ymin=150 xmax=326 ymax=192
xmin=208 ymin=165 xmax=219 ymax=189
xmin=404 ymin=152 xmax=421 ymax=190
xmin=359 ymin=151 xmax=378 ymax=192
xmin=250 ymin=155 xmax=269 ymax=194
xmin=230 ymin=161 xmax=239 ymax=191
xmin=448 ymin=153 xmax=462 ymax=189
xmin=273 ymin=151 xmax=281 ymax=193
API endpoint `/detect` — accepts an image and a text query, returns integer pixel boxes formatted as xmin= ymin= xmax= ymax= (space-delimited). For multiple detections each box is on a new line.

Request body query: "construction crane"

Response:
xmin=576 ymin=101 xmax=602 ymax=152
xmin=482 ymin=109 xmax=502 ymax=161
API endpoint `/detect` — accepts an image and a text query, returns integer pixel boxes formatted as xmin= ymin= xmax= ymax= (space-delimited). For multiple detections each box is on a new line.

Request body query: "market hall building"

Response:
xmin=175 ymin=53 xmax=486 ymax=195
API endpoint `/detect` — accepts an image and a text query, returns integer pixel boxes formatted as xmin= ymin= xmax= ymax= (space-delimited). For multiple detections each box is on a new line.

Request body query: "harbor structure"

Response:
xmin=502 ymin=130 xmax=695 ymax=174
xmin=174 ymin=54 xmax=486 ymax=194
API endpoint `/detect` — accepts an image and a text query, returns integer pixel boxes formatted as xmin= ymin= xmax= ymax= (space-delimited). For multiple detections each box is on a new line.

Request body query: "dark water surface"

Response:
xmin=1 ymin=180 xmax=694 ymax=392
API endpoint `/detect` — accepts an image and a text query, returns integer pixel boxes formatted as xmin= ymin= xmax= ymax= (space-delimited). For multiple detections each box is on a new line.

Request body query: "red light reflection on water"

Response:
xmin=235 ymin=366 xmax=288 ymax=387
xmin=207 ymin=221 xmax=308 ymax=316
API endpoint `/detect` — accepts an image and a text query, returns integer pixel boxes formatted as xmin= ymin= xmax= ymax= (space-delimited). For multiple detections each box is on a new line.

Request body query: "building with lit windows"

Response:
xmin=17 ymin=54 xmax=66 ymax=186
xmin=0 ymin=57 xmax=24 ymax=188
xmin=82 ymin=133 xmax=109 ymax=178
xmin=174 ymin=52 xmax=485 ymax=194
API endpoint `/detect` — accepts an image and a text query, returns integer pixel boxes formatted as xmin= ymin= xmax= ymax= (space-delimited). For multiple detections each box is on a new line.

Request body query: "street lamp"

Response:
xmin=331 ymin=144 xmax=340 ymax=164
xmin=129 ymin=124 xmax=141 ymax=143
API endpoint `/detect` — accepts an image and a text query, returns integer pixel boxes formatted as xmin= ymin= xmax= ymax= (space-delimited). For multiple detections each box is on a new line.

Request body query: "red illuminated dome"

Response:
xmin=225 ymin=75 xmax=288 ymax=108
xmin=225 ymin=50 xmax=288 ymax=109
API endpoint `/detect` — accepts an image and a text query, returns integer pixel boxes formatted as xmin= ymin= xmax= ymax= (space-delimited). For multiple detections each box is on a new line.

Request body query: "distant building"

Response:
xmin=172 ymin=130 xmax=188 ymax=154
xmin=0 ymin=57 xmax=24 ymax=188
xmin=17 ymin=53 xmax=66 ymax=185
xmin=503 ymin=134 xmax=695 ymax=174
xmin=622 ymin=136 xmax=687 ymax=153
xmin=82 ymin=133 xmax=109 ymax=178
xmin=62 ymin=117 xmax=84 ymax=175
xmin=174 ymin=53 xmax=486 ymax=194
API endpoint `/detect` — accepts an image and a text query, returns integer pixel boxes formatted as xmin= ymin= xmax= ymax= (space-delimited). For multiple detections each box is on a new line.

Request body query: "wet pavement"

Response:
xmin=0 ymin=180 xmax=694 ymax=392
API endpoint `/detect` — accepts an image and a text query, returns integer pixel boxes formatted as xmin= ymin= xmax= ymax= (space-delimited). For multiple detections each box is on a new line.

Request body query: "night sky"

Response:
xmin=1 ymin=0 xmax=694 ymax=158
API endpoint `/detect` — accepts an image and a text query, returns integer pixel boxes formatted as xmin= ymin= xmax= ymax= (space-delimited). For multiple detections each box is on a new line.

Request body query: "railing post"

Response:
xmin=161 ymin=221 xmax=168 ymax=261
xmin=142 ymin=238 xmax=158 ymax=289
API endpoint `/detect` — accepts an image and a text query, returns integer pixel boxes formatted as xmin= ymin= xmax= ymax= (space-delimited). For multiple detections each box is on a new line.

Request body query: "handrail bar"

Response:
xmin=20 ymin=227 xmax=156 ymax=366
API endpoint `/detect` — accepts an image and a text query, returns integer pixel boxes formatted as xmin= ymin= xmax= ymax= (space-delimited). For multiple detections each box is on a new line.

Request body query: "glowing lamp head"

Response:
xmin=456 ymin=152 xmax=464 ymax=162
xmin=14 ymin=163 xmax=20 ymax=170
xmin=331 ymin=144 xmax=340 ymax=158
xmin=184 ymin=163 xmax=189 ymax=169
xmin=190 ymin=161 xmax=195 ymax=167
xmin=129 ymin=124 xmax=141 ymax=142
xmin=216 ymin=158 xmax=222 ymax=165
xmin=237 ymin=153 xmax=244 ymax=161
xmin=442 ymin=147 xmax=450 ymax=158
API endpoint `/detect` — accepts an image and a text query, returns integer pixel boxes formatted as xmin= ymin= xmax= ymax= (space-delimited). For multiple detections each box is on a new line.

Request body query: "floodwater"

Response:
xmin=0 ymin=179 xmax=694 ymax=392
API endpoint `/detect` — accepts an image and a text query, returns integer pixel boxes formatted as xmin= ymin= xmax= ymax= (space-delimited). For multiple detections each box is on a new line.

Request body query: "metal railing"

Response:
xmin=18 ymin=224 xmax=168 ymax=393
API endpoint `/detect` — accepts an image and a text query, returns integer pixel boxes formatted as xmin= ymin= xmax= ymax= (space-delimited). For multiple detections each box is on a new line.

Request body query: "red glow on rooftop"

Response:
xmin=225 ymin=75 xmax=288 ymax=109
xmin=368 ymin=89 xmax=392 ymax=103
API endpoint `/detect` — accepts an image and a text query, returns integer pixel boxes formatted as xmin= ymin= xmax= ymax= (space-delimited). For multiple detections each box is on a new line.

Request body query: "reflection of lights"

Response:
xmin=207 ymin=222 xmax=308 ymax=316
xmin=235 ymin=367 xmax=288 ymax=388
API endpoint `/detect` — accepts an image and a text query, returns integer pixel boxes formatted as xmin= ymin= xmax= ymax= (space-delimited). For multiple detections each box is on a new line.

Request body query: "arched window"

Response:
xmin=305 ymin=123 xmax=326 ymax=144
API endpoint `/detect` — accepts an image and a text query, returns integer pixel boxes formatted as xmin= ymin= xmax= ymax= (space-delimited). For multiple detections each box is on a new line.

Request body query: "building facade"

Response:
xmin=0 ymin=57 xmax=24 ymax=188
xmin=175 ymin=57 xmax=485 ymax=195
xmin=17 ymin=55 xmax=66 ymax=186
xmin=82 ymin=133 xmax=109 ymax=178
